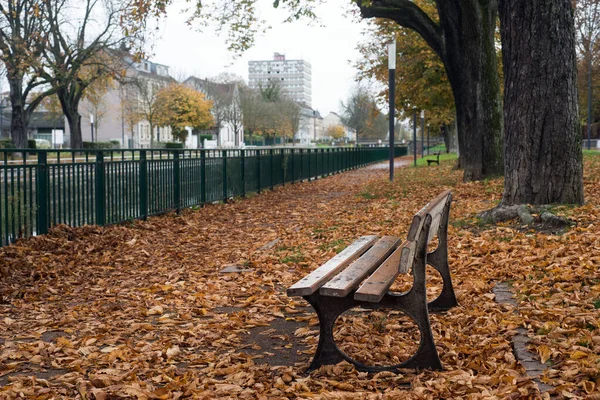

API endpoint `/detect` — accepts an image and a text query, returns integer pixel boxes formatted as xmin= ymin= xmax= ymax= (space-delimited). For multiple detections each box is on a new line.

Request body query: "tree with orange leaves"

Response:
xmin=155 ymin=84 xmax=214 ymax=142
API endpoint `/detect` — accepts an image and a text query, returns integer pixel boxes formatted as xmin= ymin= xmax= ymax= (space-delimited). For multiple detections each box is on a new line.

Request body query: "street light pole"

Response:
xmin=588 ymin=52 xmax=593 ymax=150
xmin=413 ymin=110 xmax=417 ymax=167
xmin=90 ymin=114 xmax=95 ymax=143
xmin=427 ymin=124 xmax=430 ymax=155
xmin=388 ymin=39 xmax=396 ymax=182
xmin=420 ymin=110 xmax=425 ymax=158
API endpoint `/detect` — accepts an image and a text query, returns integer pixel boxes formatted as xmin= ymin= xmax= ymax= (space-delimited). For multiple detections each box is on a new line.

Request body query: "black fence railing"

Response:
xmin=0 ymin=146 xmax=408 ymax=247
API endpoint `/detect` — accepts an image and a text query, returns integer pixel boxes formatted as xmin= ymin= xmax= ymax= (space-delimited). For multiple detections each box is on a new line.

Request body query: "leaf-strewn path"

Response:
xmin=2 ymin=156 xmax=600 ymax=399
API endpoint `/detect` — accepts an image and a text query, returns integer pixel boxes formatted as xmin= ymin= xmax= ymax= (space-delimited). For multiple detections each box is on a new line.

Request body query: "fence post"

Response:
xmin=281 ymin=148 xmax=285 ymax=187
xmin=35 ymin=152 xmax=49 ymax=235
xmin=241 ymin=149 xmax=246 ymax=197
xmin=257 ymin=150 xmax=261 ymax=193
xmin=174 ymin=150 xmax=181 ymax=213
xmin=308 ymin=149 xmax=312 ymax=181
xmin=290 ymin=148 xmax=295 ymax=184
xmin=270 ymin=148 xmax=274 ymax=190
xmin=200 ymin=150 xmax=206 ymax=205
xmin=95 ymin=150 xmax=106 ymax=226
xmin=222 ymin=150 xmax=228 ymax=203
xmin=139 ymin=150 xmax=148 ymax=220
xmin=299 ymin=149 xmax=303 ymax=182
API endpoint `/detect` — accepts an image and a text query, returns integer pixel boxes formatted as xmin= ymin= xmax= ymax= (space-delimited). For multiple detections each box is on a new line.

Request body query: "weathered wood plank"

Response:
xmin=407 ymin=190 xmax=451 ymax=242
xmin=398 ymin=240 xmax=416 ymax=274
xmin=354 ymin=242 xmax=407 ymax=303
xmin=320 ymin=236 xmax=401 ymax=297
xmin=286 ymin=235 xmax=379 ymax=296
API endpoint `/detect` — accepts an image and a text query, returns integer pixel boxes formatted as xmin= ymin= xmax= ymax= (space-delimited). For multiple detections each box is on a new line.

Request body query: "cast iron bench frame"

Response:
xmin=287 ymin=190 xmax=458 ymax=372
xmin=427 ymin=151 xmax=441 ymax=166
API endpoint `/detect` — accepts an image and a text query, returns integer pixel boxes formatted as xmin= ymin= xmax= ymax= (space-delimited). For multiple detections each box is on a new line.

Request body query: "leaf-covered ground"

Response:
xmin=2 ymin=155 xmax=600 ymax=399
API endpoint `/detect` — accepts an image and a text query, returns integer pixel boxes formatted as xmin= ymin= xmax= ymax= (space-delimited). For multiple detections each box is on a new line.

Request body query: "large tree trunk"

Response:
xmin=437 ymin=2 xmax=504 ymax=181
xmin=8 ymin=80 xmax=30 ymax=149
xmin=360 ymin=1 xmax=504 ymax=182
xmin=65 ymin=110 xmax=83 ymax=149
xmin=499 ymin=0 xmax=584 ymax=205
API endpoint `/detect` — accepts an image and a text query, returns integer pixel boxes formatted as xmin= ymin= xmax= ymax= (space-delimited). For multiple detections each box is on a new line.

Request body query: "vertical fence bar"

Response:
xmin=289 ymin=149 xmax=296 ymax=184
xmin=222 ymin=150 xmax=228 ymax=202
xmin=308 ymin=149 xmax=312 ymax=181
xmin=200 ymin=150 xmax=206 ymax=205
xmin=241 ymin=149 xmax=246 ymax=197
xmin=174 ymin=150 xmax=181 ymax=213
xmin=281 ymin=149 xmax=285 ymax=187
xmin=299 ymin=149 xmax=303 ymax=182
xmin=139 ymin=150 xmax=148 ymax=220
xmin=257 ymin=150 xmax=261 ymax=193
xmin=95 ymin=151 xmax=106 ymax=226
xmin=36 ymin=152 xmax=49 ymax=235
xmin=270 ymin=149 xmax=274 ymax=190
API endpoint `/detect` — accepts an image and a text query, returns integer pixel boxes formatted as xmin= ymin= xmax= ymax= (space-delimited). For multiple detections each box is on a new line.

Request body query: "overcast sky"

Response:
xmin=152 ymin=0 xmax=372 ymax=116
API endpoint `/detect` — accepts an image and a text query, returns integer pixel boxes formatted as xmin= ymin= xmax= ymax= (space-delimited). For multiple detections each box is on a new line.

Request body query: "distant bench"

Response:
xmin=427 ymin=151 xmax=441 ymax=166
xmin=287 ymin=190 xmax=458 ymax=372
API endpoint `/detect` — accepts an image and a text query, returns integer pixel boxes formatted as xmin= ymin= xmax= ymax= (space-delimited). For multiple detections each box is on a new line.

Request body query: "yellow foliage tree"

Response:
xmin=326 ymin=125 xmax=345 ymax=141
xmin=155 ymin=84 xmax=214 ymax=142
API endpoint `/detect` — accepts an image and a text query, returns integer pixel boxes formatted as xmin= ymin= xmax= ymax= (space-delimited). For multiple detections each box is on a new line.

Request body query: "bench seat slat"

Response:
xmin=319 ymin=236 xmax=401 ymax=298
xmin=286 ymin=235 xmax=379 ymax=296
xmin=354 ymin=242 xmax=405 ymax=302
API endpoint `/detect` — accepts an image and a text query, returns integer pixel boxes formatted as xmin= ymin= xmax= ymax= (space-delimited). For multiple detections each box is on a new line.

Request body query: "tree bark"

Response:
xmin=64 ymin=110 xmax=83 ymax=150
xmin=8 ymin=80 xmax=30 ymax=149
xmin=438 ymin=2 xmax=504 ymax=181
xmin=499 ymin=0 xmax=584 ymax=205
xmin=360 ymin=0 xmax=504 ymax=182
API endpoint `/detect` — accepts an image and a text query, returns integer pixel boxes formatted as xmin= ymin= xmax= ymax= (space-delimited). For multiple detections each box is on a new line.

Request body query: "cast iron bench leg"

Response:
xmin=426 ymin=202 xmax=458 ymax=312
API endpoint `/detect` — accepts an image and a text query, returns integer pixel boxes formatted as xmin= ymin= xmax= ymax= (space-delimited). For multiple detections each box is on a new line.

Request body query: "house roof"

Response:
xmin=183 ymin=76 xmax=236 ymax=98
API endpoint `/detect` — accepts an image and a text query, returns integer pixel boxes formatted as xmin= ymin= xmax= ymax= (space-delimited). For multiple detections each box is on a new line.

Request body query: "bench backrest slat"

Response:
xmin=354 ymin=240 xmax=411 ymax=302
xmin=407 ymin=190 xmax=451 ymax=243
xmin=319 ymin=236 xmax=401 ymax=298
xmin=286 ymin=235 xmax=379 ymax=297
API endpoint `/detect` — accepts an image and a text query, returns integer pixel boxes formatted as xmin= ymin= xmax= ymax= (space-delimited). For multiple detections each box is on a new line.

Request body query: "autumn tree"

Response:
xmin=0 ymin=0 xmax=54 ymax=148
xmin=37 ymin=0 xmax=130 ymax=148
xmin=574 ymin=0 xmax=600 ymax=142
xmin=120 ymin=85 xmax=142 ymax=146
xmin=155 ymin=83 xmax=214 ymax=142
xmin=124 ymin=0 xmax=505 ymax=181
xmin=82 ymin=75 xmax=115 ymax=134
xmin=239 ymin=87 xmax=264 ymax=144
xmin=278 ymin=98 xmax=301 ymax=144
xmin=355 ymin=6 xmax=455 ymax=137
xmin=499 ymin=0 xmax=583 ymax=205
xmin=185 ymin=77 xmax=232 ymax=146
xmin=341 ymin=86 xmax=387 ymax=141
xmin=326 ymin=125 xmax=346 ymax=141
xmin=127 ymin=75 xmax=173 ymax=147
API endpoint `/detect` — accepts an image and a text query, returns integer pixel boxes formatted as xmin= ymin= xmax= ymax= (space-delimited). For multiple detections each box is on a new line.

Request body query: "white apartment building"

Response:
xmin=248 ymin=53 xmax=312 ymax=106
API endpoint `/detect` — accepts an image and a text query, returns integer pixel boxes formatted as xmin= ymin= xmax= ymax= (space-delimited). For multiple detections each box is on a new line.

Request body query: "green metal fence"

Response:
xmin=0 ymin=146 xmax=408 ymax=246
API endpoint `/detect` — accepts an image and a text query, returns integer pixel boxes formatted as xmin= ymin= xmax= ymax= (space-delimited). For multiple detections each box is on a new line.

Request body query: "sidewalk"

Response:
xmin=1 ymin=156 xmax=600 ymax=398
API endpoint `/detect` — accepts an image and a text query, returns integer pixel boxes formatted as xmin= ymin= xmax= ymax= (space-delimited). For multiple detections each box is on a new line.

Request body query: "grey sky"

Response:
xmin=152 ymin=0 xmax=371 ymax=116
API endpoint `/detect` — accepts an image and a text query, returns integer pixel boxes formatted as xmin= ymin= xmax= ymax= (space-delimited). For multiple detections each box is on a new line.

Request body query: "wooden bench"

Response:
xmin=287 ymin=190 xmax=457 ymax=372
xmin=427 ymin=151 xmax=441 ymax=166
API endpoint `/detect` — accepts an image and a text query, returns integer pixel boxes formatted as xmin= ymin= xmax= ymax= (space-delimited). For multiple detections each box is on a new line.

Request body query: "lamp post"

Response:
xmin=413 ymin=110 xmax=417 ymax=167
xmin=388 ymin=39 xmax=396 ymax=182
xmin=0 ymin=98 xmax=6 ymax=138
xmin=588 ymin=53 xmax=593 ymax=150
xmin=427 ymin=124 xmax=430 ymax=155
xmin=420 ymin=110 xmax=425 ymax=158
xmin=90 ymin=114 xmax=95 ymax=142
